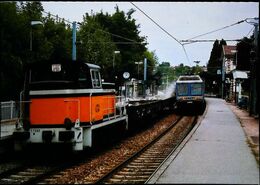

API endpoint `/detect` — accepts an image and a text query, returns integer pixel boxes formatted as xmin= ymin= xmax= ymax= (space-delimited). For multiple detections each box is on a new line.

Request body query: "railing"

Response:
xmin=103 ymin=96 xmax=116 ymax=120
xmin=1 ymin=101 xmax=19 ymax=121
xmin=103 ymin=95 xmax=127 ymax=121
xmin=1 ymin=101 xmax=19 ymax=139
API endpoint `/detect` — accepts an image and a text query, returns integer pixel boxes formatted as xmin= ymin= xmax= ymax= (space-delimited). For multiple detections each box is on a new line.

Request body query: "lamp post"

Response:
xmin=30 ymin=21 xmax=43 ymax=51
xmin=112 ymin=51 xmax=120 ymax=82
xmin=113 ymin=50 xmax=120 ymax=69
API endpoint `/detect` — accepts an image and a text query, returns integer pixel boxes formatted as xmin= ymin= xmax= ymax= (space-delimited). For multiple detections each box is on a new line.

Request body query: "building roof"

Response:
xmin=176 ymin=75 xmax=203 ymax=83
xmin=223 ymin=45 xmax=237 ymax=56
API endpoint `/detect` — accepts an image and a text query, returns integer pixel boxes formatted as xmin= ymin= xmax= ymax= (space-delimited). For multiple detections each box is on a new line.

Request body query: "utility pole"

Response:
xmin=246 ymin=18 xmax=258 ymax=116
xmin=143 ymin=58 xmax=147 ymax=98
xmin=221 ymin=58 xmax=225 ymax=99
xmin=72 ymin=21 xmax=77 ymax=61
xmin=0 ymin=102 xmax=1 ymax=139
xmin=251 ymin=23 xmax=258 ymax=116
xmin=135 ymin=61 xmax=143 ymax=80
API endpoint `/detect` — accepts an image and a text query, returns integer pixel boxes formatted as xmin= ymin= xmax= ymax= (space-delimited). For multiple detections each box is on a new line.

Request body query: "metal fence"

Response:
xmin=1 ymin=101 xmax=20 ymax=139
xmin=1 ymin=101 xmax=19 ymax=121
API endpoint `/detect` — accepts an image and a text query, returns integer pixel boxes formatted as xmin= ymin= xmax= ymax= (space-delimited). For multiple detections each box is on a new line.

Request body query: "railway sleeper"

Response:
xmin=112 ymin=174 xmax=150 ymax=179
xmin=0 ymin=178 xmax=21 ymax=183
xmin=19 ymin=171 xmax=43 ymax=175
xmin=136 ymin=157 xmax=165 ymax=160
xmin=133 ymin=159 xmax=163 ymax=163
xmin=139 ymin=154 xmax=168 ymax=158
xmin=121 ymin=168 xmax=155 ymax=172
xmin=108 ymin=178 xmax=146 ymax=183
xmin=130 ymin=162 xmax=162 ymax=166
xmin=125 ymin=164 xmax=159 ymax=168
xmin=117 ymin=171 xmax=152 ymax=175
xmin=25 ymin=168 xmax=47 ymax=172
xmin=10 ymin=174 xmax=31 ymax=178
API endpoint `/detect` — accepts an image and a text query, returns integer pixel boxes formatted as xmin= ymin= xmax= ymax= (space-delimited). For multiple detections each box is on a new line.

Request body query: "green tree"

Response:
xmin=206 ymin=39 xmax=227 ymax=95
xmin=77 ymin=13 xmax=116 ymax=81
xmin=0 ymin=2 xmax=158 ymax=100
xmin=94 ymin=6 xmax=148 ymax=84
xmin=0 ymin=2 xmax=72 ymax=100
xmin=191 ymin=65 xmax=203 ymax=75
xmin=236 ymin=37 xmax=253 ymax=71
xmin=174 ymin=63 xmax=191 ymax=77
xmin=236 ymin=36 xmax=254 ymax=93
xmin=77 ymin=6 xmax=148 ymax=86
xmin=0 ymin=2 xmax=24 ymax=100
xmin=155 ymin=62 xmax=176 ymax=87
xmin=143 ymin=50 xmax=158 ymax=79
xmin=207 ymin=39 xmax=226 ymax=74
xmin=42 ymin=14 xmax=72 ymax=62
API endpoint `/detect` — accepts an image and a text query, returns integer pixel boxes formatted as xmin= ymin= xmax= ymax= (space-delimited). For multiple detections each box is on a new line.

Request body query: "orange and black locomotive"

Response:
xmin=13 ymin=60 xmax=128 ymax=151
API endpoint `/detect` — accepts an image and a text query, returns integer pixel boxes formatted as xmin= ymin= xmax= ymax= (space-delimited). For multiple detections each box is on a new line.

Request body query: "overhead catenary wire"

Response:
xmin=130 ymin=2 xmax=182 ymax=45
xmin=42 ymin=5 xmax=255 ymax=65
xmin=84 ymin=42 xmax=146 ymax=45
xmin=181 ymin=39 xmax=242 ymax=45
xmin=186 ymin=19 xmax=246 ymax=40
xmin=98 ymin=29 xmax=144 ymax=44
xmin=42 ymin=10 xmax=73 ymax=24
xmin=246 ymin=26 xmax=254 ymax=37
xmin=41 ymin=10 xmax=144 ymax=45
xmin=181 ymin=18 xmax=256 ymax=45
xmin=130 ymin=2 xmax=192 ymax=65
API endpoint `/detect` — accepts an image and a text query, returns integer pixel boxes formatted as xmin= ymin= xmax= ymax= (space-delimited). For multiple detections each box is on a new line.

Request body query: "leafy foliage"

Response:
xmin=236 ymin=37 xmax=253 ymax=71
xmin=0 ymin=2 xmax=72 ymax=100
xmin=205 ymin=39 xmax=227 ymax=95
xmin=207 ymin=39 xmax=226 ymax=74
xmin=0 ymin=2 xmax=158 ymax=100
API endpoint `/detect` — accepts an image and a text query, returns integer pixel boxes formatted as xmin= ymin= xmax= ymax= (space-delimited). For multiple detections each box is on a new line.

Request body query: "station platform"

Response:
xmin=0 ymin=119 xmax=16 ymax=141
xmin=148 ymin=98 xmax=259 ymax=184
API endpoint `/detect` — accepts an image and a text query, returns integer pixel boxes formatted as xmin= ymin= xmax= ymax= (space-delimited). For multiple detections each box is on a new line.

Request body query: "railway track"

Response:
xmin=0 ymin=115 xmax=197 ymax=184
xmin=94 ymin=116 xmax=197 ymax=184
xmin=0 ymin=149 xmax=90 ymax=184
xmin=0 ymin=166 xmax=50 ymax=184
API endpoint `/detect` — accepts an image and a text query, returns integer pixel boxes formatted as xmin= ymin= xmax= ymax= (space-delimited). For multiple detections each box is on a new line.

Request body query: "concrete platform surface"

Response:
xmin=148 ymin=98 xmax=259 ymax=184
xmin=228 ymin=102 xmax=259 ymax=165
xmin=0 ymin=119 xmax=16 ymax=140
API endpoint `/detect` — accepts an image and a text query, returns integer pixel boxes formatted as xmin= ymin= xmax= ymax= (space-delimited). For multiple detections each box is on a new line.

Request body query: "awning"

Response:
xmin=232 ymin=70 xmax=248 ymax=79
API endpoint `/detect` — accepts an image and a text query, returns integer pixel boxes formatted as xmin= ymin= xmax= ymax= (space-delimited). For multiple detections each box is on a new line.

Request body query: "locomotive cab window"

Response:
xmin=78 ymin=65 xmax=90 ymax=88
xmin=90 ymin=69 xmax=102 ymax=88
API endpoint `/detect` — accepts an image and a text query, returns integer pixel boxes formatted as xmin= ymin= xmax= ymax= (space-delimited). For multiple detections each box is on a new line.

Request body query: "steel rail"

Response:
xmin=94 ymin=115 xmax=197 ymax=184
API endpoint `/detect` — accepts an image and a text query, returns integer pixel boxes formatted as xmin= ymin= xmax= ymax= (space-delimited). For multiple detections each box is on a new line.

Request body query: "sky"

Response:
xmin=41 ymin=1 xmax=259 ymax=67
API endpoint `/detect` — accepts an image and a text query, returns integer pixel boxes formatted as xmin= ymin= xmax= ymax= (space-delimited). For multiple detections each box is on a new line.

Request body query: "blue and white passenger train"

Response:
xmin=175 ymin=75 xmax=205 ymax=112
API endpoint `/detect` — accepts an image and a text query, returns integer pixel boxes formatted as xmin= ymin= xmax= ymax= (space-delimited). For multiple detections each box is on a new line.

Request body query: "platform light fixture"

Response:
xmin=30 ymin=21 xmax=43 ymax=51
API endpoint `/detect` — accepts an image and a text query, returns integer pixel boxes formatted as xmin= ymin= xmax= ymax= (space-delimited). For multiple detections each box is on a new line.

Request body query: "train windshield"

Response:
xmin=28 ymin=62 xmax=92 ymax=90
xmin=30 ymin=63 xmax=77 ymax=83
xmin=191 ymin=83 xmax=203 ymax=95
xmin=177 ymin=84 xmax=188 ymax=96
xmin=179 ymin=76 xmax=200 ymax=81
